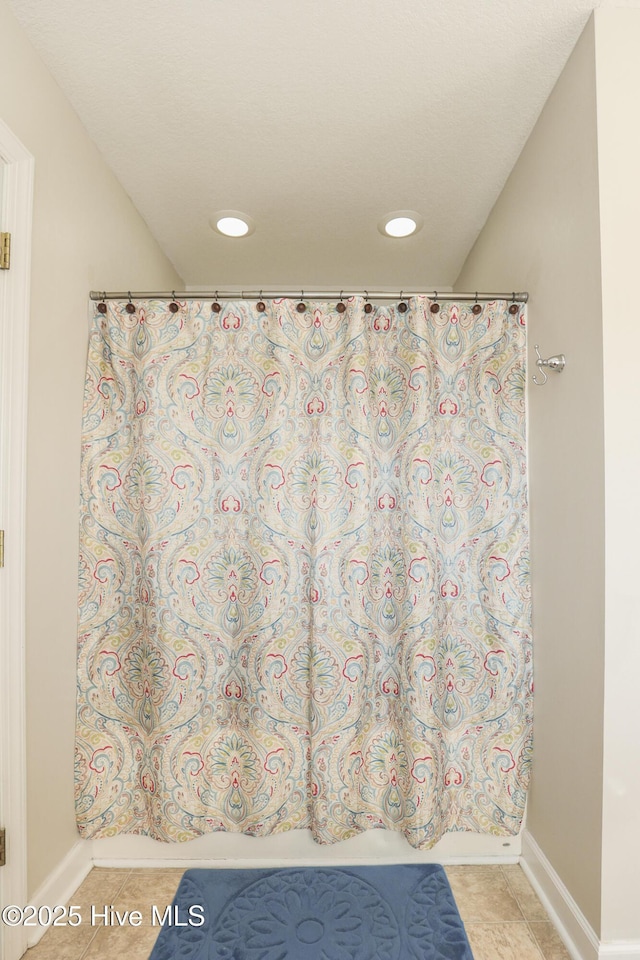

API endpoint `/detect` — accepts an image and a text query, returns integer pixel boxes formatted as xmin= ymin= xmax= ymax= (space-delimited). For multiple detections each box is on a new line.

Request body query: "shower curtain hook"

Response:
xmin=472 ymin=292 xmax=482 ymax=315
xmin=337 ymin=290 xmax=346 ymax=314
xmin=364 ymin=290 xmax=373 ymax=314
xmin=98 ymin=291 xmax=107 ymax=314
xmin=430 ymin=291 xmax=440 ymax=314
xmin=169 ymin=291 xmax=179 ymax=313
xmin=297 ymin=291 xmax=306 ymax=313
xmin=126 ymin=291 xmax=135 ymax=314
xmin=212 ymin=291 xmax=221 ymax=313
xmin=509 ymin=292 xmax=519 ymax=315
xmin=398 ymin=291 xmax=408 ymax=313
xmin=256 ymin=290 xmax=266 ymax=312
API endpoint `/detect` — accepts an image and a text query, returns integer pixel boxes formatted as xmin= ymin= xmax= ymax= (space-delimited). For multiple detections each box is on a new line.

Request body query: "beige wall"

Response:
xmin=0 ymin=0 xmax=183 ymax=895
xmin=5 ymin=0 xmax=640 ymax=935
xmin=594 ymin=8 xmax=640 ymax=942
xmin=456 ymin=18 xmax=605 ymax=934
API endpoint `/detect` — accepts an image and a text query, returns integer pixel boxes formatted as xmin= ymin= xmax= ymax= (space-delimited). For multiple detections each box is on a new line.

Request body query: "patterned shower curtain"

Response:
xmin=75 ymin=296 xmax=531 ymax=846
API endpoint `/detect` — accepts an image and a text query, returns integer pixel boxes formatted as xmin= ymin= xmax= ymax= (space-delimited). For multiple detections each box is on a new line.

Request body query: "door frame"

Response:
xmin=0 ymin=116 xmax=33 ymax=960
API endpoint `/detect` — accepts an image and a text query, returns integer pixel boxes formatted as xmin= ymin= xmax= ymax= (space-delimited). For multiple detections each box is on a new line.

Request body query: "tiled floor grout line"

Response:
xmin=499 ymin=866 xmax=548 ymax=960
xmin=499 ymin=863 xmax=527 ymax=921
xmin=76 ymin=922 xmax=100 ymax=960
xmin=526 ymin=920 xmax=551 ymax=960
xmin=465 ymin=920 xmax=548 ymax=926
xmin=77 ymin=869 xmax=133 ymax=960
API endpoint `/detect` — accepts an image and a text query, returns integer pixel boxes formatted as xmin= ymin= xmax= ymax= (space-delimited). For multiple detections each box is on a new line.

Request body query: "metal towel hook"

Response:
xmin=533 ymin=344 xmax=566 ymax=386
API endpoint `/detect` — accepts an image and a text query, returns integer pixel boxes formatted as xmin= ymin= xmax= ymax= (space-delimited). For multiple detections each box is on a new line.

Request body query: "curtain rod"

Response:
xmin=89 ymin=290 xmax=529 ymax=304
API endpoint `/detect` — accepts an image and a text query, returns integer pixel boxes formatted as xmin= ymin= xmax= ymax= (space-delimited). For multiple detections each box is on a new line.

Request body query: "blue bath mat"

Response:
xmin=149 ymin=864 xmax=473 ymax=959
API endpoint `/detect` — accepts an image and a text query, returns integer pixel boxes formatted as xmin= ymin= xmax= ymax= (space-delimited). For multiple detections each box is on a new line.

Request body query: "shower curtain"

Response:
xmin=75 ymin=296 xmax=532 ymax=847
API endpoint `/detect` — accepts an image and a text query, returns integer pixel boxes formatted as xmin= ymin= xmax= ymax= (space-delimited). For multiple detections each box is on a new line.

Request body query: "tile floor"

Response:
xmin=20 ymin=863 xmax=572 ymax=960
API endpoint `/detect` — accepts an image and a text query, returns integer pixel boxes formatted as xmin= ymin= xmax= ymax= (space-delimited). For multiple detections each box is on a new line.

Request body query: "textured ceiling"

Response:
xmin=6 ymin=0 xmax=623 ymax=288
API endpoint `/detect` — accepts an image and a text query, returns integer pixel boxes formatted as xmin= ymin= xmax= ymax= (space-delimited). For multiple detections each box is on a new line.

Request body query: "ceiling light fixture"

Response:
xmin=217 ymin=217 xmax=248 ymax=237
xmin=378 ymin=211 xmax=423 ymax=238
xmin=385 ymin=217 xmax=417 ymax=237
xmin=211 ymin=211 xmax=254 ymax=238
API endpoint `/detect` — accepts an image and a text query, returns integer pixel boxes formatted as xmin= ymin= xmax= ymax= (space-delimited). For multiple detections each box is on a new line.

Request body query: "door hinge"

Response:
xmin=0 ymin=530 xmax=4 ymax=567
xmin=0 ymin=828 xmax=6 ymax=867
xmin=0 ymin=232 xmax=11 ymax=270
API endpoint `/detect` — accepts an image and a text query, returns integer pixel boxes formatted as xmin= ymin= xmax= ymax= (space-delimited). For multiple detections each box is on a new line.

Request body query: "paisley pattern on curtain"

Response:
xmin=76 ymin=297 xmax=531 ymax=846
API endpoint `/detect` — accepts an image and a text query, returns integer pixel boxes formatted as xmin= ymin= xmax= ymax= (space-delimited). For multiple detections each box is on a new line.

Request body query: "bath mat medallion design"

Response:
xmin=149 ymin=863 xmax=473 ymax=959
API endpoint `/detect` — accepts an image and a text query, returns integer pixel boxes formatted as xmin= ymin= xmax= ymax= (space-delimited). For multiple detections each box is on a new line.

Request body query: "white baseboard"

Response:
xmin=598 ymin=946 xmax=640 ymax=960
xmin=26 ymin=841 xmax=92 ymax=948
xmin=521 ymin=829 xmax=599 ymax=960
xmin=521 ymin=830 xmax=640 ymax=960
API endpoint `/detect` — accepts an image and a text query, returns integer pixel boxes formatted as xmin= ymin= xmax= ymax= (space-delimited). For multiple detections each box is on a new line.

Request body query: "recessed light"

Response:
xmin=385 ymin=216 xmax=416 ymax=237
xmin=378 ymin=211 xmax=423 ymax=238
xmin=217 ymin=217 xmax=249 ymax=237
xmin=211 ymin=211 xmax=255 ymax=238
